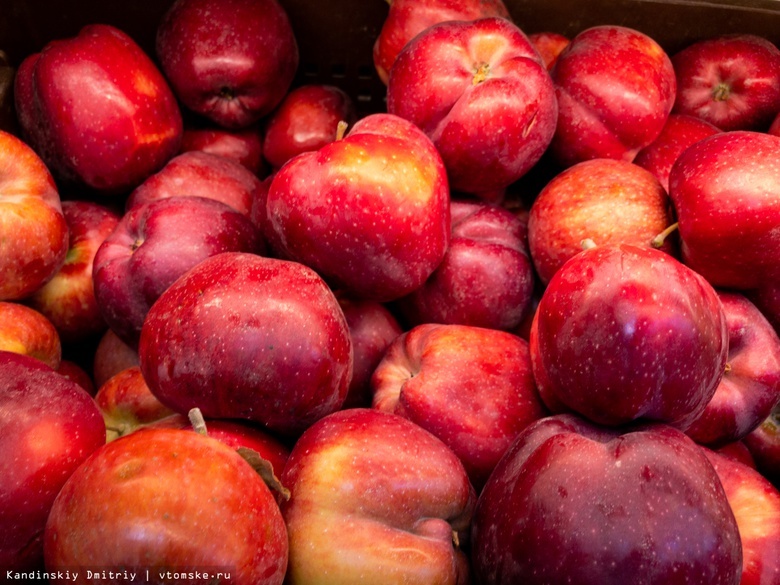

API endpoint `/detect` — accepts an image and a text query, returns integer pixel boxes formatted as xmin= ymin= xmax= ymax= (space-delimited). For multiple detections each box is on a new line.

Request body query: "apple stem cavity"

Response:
xmin=581 ymin=238 xmax=597 ymax=250
xmin=188 ymin=407 xmax=208 ymax=436
xmin=473 ymin=63 xmax=491 ymax=85
xmin=336 ymin=120 xmax=349 ymax=141
xmin=712 ymin=83 xmax=731 ymax=102
xmin=237 ymin=446 xmax=291 ymax=501
xmin=651 ymin=222 xmax=679 ymax=248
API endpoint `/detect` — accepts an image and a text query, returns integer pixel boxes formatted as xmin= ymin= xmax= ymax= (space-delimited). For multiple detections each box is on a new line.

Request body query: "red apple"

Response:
xmin=471 ymin=414 xmax=742 ymax=585
xmin=672 ymin=34 xmax=780 ymax=131
xmin=0 ymin=302 xmax=61 ymax=370
xmin=387 ymin=17 xmax=557 ymax=195
xmin=716 ymin=440 xmax=758 ymax=469
xmin=770 ymin=111 xmax=780 ymax=136
xmin=26 ymin=201 xmax=120 ymax=344
xmin=266 ymin=113 xmax=450 ymax=302
xmin=262 ymin=84 xmax=357 ymax=170
xmin=44 ymin=427 xmax=288 ymax=585
xmin=704 ymin=448 xmax=780 ymax=585
xmin=0 ymin=351 xmax=105 ymax=572
xmin=549 ymin=25 xmax=676 ymax=167
xmin=373 ymin=0 xmax=511 ymax=84
xmin=156 ymin=0 xmax=298 ymax=129
xmin=93 ymin=196 xmax=264 ymax=347
xmin=14 ymin=24 xmax=182 ymax=194
xmin=372 ymin=324 xmax=545 ymax=489
xmin=527 ymin=158 xmax=676 ymax=285
xmin=56 ymin=359 xmax=96 ymax=396
xmin=668 ymin=131 xmax=780 ymax=290
xmin=750 ymin=282 xmax=780 ymax=334
xmin=337 ymin=296 xmax=403 ymax=409
xmin=280 ymin=408 xmax=475 ymax=584
xmin=397 ymin=199 xmax=536 ymax=331
xmin=180 ymin=124 xmax=266 ymax=175
xmin=686 ymin=292 xmax=780 ymax=446
xmin=139 ymin=252 xmax=352 ymax=436
xmin=744 ymin=404 xmax=780 ymax=488
xmin=530 ymin=244 xmax=728 ymax=428
xmin=92 ymin=329 xmax=139 ymax=389
xmin=528 ymin=31 xmax=570 ymax=70
xmin=633 ymin=113 xmax=721 ymax=192
xmin=0 ymin=129 xmax=68 ymax=301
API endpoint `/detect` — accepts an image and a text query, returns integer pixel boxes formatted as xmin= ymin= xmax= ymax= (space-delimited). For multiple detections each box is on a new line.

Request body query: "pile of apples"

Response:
xmin=2 ymin=0 xmax=780 ymax=583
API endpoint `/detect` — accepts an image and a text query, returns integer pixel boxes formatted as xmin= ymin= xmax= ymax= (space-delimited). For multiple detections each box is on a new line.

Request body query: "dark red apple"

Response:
xmin=262 ymin=84 xmax=356 ymax=170
xmin=397 ymin=199 xmax=535 ymax=331
xmin=93 ymin=195 xmax=264 ymax=347
xmin=686 ymin=292 xmax=780 ymax=446
xmin=180 ymin=124 xmax=266 ymax=175
xmin=530 ymin=244 xmax=728 ymax=428
xmin=56 ymin=360 xmax=95 ymax=396
xmin=372 ymin=323 xmax=545 ymax=489
xmin=156 ymin=0 xmax=298 ymax=129
xmin=528 ymin=31 xmax=570 ymax=70
xmin=387 ymin=17 xmax=557 ymax=195
xmin=139 ymin=252 xmax=352 ymax=436
xmin=744 ymin=404 xmax=780 ymax=488
xmin=550 ymin=25 xmax=676 ymax=167
xmin=668 ymin=130 xmax=780 ymax=290
xmin=471 ymin=414 xmax=742 ymax=585
xmin=0 ymin=302 xmax=61 ymax=370
xmin=750 ymin=282 xmax=780 ymax=334
xmin=0 ymin=351 xmax=105 ymax=572
xmin=266 ymin=113 xmax=450 ymax=302
xmin=92 ymin=329 xmax=139 ymax=389
xmin=14 ymin=24 xmax=182 ymax=194
xmin=672 ymin=34 xmax=780 ymax=131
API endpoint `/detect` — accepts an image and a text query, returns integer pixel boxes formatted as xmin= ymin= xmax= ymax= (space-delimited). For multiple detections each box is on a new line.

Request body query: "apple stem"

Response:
xmin=712 ymin=83 xmax=730 ymax=102
xmin=652 ymin=222 xmax=679 ymax=248
xmin=724 ymin=362 xmax=732 ymax=373
xmin=237 ymin=446 xmax=292 ymax=501
xmin=473 ymin=63 xmax=490 ymax=85
xmin=452 ymin=530 xmax=460 ymax=548
xmin=336 ymin=120 xmax=349 ymax=141
xmin=188 ymin=408 xmax=208 ymax=436
xmin=581 ymin=238 xmax=597 ymax=250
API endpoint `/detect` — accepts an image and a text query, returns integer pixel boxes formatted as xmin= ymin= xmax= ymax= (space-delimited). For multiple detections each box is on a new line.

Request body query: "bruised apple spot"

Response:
xmin=133 ymin=72 xmax=160 ymax=98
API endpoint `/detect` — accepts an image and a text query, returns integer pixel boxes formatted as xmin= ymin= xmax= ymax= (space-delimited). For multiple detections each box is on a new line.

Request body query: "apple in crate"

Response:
xmin=397 ymin=200 xmax=535 ymax=332
xmin=44 ymin=427 xmax=288 ymax=585
xmin=0 ymin=351 xmax=105 ymax=572
xmin=0 ymin=302 xmax=61 ymax=370
xmin=94 ymin=196 xmax=264 ymax=348
xmin=527 ymin=159 xmax=676 ymax=285
xmin=266 ymin=113 xmax=450 ymax=302
xmin=672 ymin=34 xmax=780 ymax=131
xmin=157 ymin=0 xmax=298 ymax=129
xmin=373 ymin=0 xmax=511 ymax=84
xmin=387 ymin=17 xmax=557 ymax=196
xmin=685 ymin=292 xmax=780 ymax=447
xmin=372 ymin=324 xmax=545 ymax=489
xmin=550 ymin=25 xmax=676 ymax=167
xmin=139 ymin=252 xmax=352 ymax=436
xmin=280 ymin=408 xmax=475 ymax=585
xmin=530 ymin=244 xmax=728 ymax=428
xmin=180 ymin=124 xmax=266 ymax=175
xmin=668 ymin=130 xmax=780 ymax=290
xmin=262 ymin=84 xmax=356 ymax=170
xmin=0 ymin=130 xmax=68 ymax=301
xmin=27 ymin=201 xmax=120 ymax=344
xmin=471 ymin=414 xmax=742 ymax=585
xmin=15 ymin=24 xmax=182 ymax=194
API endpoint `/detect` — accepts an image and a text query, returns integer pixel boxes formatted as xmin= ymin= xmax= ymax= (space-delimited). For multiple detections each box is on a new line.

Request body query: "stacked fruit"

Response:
xmin=1 ymin=0 xmax=779 ymax=584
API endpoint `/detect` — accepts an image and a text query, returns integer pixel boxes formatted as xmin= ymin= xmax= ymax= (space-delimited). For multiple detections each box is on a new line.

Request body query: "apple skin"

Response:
xmin=528 ymin=31 xmax=570 ymax=70
xmin=156 ymin=0 xmax=298 ymax=129
xmin=668 ymin=131 xmax=780 ymax=290
xmin=92 ymin=329 xmax=139 ymax=389
xmin=397 ymin=199 xmax=536 ymax=332
xmin=14 ymin=24 xmax=182 ymax=194
xmin=280 ymin=408 xmax=475 ymax=585
xmin=750 ymin=283 xmax=780 ymax=334
xmin=770 ymin=111 xmax=780 ymax=136
xmin=672 ymin=34 xmax=780 ymax=132
xmin=633 ymin=113 xmax=721 ymax=192
xmin=26 ymin=201 xmax=120 ymax=344
xmin=262 ymin=84 xmax=357 ymax=170
xmin=180 ymin=124 xmax=266 ymax=175
xmin=527 ymin=158 xmax=676 ymax=285
xmin=744 ymin=404 xmax=780 ymax=488
xmin=703 ymin=448 xmax=780 ymax=585
xmin=686 ymin=292 xmax=780 ymax=447
xmin=266 ymin=113 xmax=450 ymax=302
xmin=0 ymin=302 xmax=61 ymax=370
xmin=0 ymin=351 xmax=106 ymax=572
xmin=0 ymin=130 xmax=68 ymax=301
xmin=139 ymin=252 xmax=352 ymax=436
xmin=387 ymin=17 xmax=558 ymax=195
xmin=44 ymin=427 xmax=288 ymax=585
xmin=93 ymin=195 xmax=264 ymax=348
xmin=549 ymin=25 xmax=676 ymax=167
xmin=471 ymin=414 xmax=742 ymax=585
xmin=372 ymin=323 xmax=546 ymax=490
xmin=716 ymin=441 xmax=758 ymax=469
xmin=530 ymin=244 xmax=728 ymax=428
xmin=337 ymin=296 xmax=403 ymax=409
xmin=373 ymin=0 xmax=510 ymax=84
xmin=56 ymin=359 xmax=96 ymax=397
